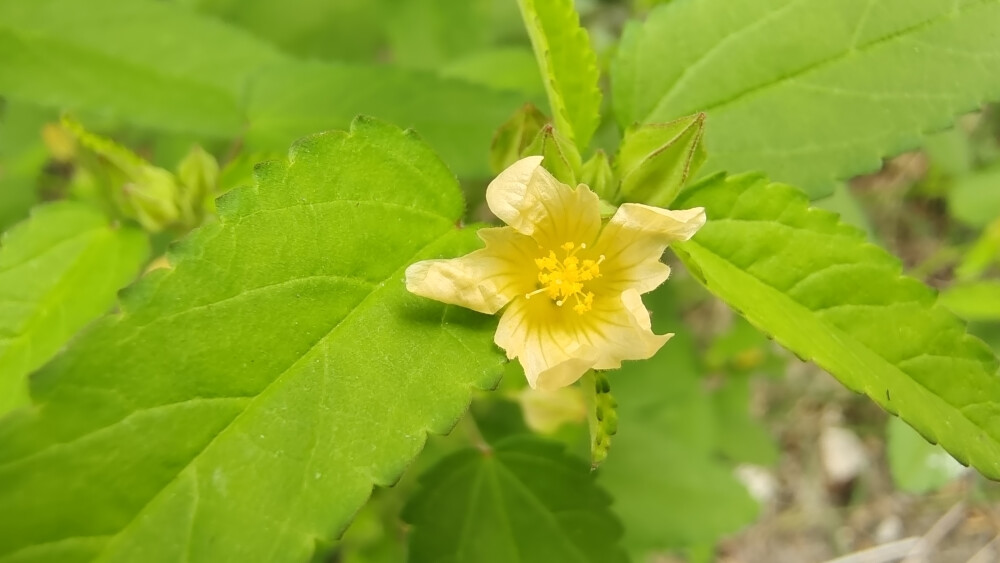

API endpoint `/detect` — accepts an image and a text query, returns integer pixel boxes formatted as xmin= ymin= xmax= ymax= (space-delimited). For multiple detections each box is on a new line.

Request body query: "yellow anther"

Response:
xmin=526 ymin=241 xmax=602 ymax=314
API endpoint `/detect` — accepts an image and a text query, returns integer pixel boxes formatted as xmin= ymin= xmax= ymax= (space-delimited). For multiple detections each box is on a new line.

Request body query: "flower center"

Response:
xmin=525 ymin=242 xmax=604 ymax=314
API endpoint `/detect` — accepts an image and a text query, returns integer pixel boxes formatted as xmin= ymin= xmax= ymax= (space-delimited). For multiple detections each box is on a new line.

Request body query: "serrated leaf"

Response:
xmin=245 ymin=61 xmax=525 ymax=179
xmin=0 ymin=202 xmax=148 ymax=417
xmin=613 ymin=0 xmax=1000 ymax=198
xmin=0 ymin=0 xmax=283 ymax=136
xmin=0 ymin=118 xmax=504 ymax=563
xmin=672 ymin=173 xmax=1000 ymax=479
xmin=597 ymin=287 xmax=759 ymax=553
xmin=404 ymin=437 xmax=627 ymax=563
xmin=517 ymin=0 xmax=602 ymax=152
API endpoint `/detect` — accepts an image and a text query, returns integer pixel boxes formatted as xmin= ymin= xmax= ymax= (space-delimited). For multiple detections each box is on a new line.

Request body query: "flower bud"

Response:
xmin=523 ymin=123 xmax=581 ymax=185
xmin=616 ymin=112 xmax=706 ymax=207
xmin=489 ymin=103 xmax=548 ymax=175
xmin=580 ymin=149 xmax=616 ymax=201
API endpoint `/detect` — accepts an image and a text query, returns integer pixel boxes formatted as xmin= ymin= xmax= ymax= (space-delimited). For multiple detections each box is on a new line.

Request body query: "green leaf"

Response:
xmin=813 ymin=183 xmax=874 ymax=238
xmin=948 ymin=165 xmax=1000 ymax=227
xmin=387 ymin=0 xmax=524 ymax=71
xmin=404 ymin=437 xmax=627 ymax=563
xmin=887 ymin=416 xmax=966 ymax=494
xmin=598 ymin=287 xmax=759 ymax=553
xmin=0 ymin=202 xmax=148 ymax=417
xmin=0 ymin=0 xmax=283 ymax=136
xmin=613 ymin=0 xmax=1000 ymax=198
xmin=0 ymin=101 xmax=51 ymax=230
xmin=939 ymin=281 xmax=1000 ymax=321
xmin=711 ymin=375 xmax=779 ymax=467
xmin=0 ymin=118 xmax=504 ymax=563
xmin=673 ymin=173 xmax=1000 ymax=479
xmin=187 ymin=0 xmax=390 ymax=62
xmin=517 ymin=0 xmax=602 ymax=152
xmin=245 ymin=61 xmax=525 ymax=179
xmin=440 ymin=48 xmax=545 ymax=99
xmin=956 ymin=219 xmax=1000 ymax=281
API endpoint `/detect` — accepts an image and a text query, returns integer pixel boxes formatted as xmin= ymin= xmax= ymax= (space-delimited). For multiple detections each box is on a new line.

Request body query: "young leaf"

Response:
xmin=598 ymin=287 xmax=759 ymax=553
xmin=517 ymin=0 xmax=602 ymax=152
xmin=245 ymin=61 xmax=525 ymax=178
xmin=672 ymin=173 xmax=1000 ymax=478
xmin=0 ymin=118 xmax=504 ymax=563
xmin=613 ymin=0 xmax=1000 ymax=198
xmin=404 ymin=437 xmax=627 ymax=563
xmin=0 ymin=0 xmax=284 ymax=136
xmin=0 ymin=202 xmax=148 ymax=416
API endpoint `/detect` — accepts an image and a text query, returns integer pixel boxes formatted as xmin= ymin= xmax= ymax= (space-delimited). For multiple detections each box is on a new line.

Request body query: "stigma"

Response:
xmin=525 ymin=242 xmax=604 ymax=314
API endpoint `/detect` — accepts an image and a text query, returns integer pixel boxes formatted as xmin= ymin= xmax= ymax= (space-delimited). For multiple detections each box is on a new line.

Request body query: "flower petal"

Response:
xmin=494 ymin=297 xmax=599 ymax=389
xmin=486 ymin=156 xmax=601 ymax=247
xmin=587 ymin=288 xmax=673 ymax=370
xmin=593 ymin=204 xmax=706 ymax=294
xmin=405 ymin=227 xmax=538 ymax=315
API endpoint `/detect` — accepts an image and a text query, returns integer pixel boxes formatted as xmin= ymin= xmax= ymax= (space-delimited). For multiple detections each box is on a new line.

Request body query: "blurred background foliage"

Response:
xmin=1 ymin=0 xmax=1000 ymax=561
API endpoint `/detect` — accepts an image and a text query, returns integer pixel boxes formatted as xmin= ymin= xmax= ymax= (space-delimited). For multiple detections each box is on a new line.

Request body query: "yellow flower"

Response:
xmin=405 ymin=156 xmax=706 ymax=389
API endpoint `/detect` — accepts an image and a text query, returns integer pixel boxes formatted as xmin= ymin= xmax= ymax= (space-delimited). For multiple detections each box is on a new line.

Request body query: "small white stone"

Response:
xmin=875 ymin=515 xmax=904 ymax=544
xmin=820 ymin=426 xmax=868 ymax=483
xmin=735 ymin=464 xmax=778 ymax=506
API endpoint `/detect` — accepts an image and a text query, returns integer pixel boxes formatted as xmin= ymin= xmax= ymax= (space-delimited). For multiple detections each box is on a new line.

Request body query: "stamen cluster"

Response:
xmin=527 ymin=242 xmax=604 ymax=314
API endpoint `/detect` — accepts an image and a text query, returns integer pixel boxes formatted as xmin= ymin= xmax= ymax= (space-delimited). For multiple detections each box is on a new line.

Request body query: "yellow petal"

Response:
xmin=494 ymin=297 xmax=599 ymax=389
xmin=587 ymin=288 xmax=672 ymax=370
xmin=593 ymin=204 xmax=706 ymax=294
xmin=486 ymin=156 xmax=601 ymax=247
xmin=405 ymin=227 xmax=537 ymax=315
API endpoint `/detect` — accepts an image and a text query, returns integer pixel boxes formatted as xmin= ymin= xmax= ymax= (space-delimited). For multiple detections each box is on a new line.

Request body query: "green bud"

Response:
xmin=583 ymin=370 xmax=618 ymax=469
xmin=523 ymin=123 xmax=582 ymax=186
xmin=616 ymin=112 xmax=706 ymax=207
xmin=579 ymin=149 xmax=616 ymax=201
xmin=123 ymin=166 xmax=182 ymax=232
xmin=61 ymin=115 xmax=184 ymax=232
xmin=489 ymin=103 xmax=548 ymax=175
xmin=177 ymin=145 xmax=220 ymax=225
